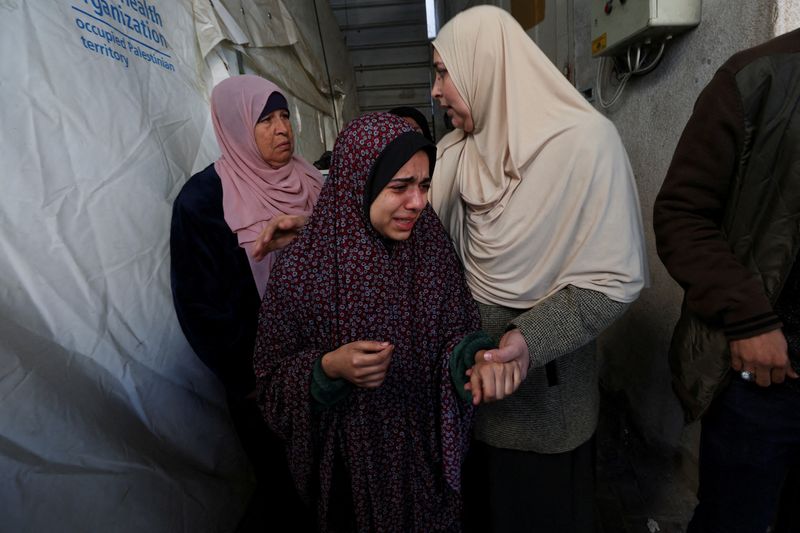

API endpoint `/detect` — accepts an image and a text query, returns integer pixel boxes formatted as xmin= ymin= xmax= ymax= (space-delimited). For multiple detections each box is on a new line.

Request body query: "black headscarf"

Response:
xmin=364 ymin=131 xmax=436 ymax=217
xmin=389 ymin=106 xmax=433 ymax=142
xmin=258 ymin=91 xmax=289 ymax=121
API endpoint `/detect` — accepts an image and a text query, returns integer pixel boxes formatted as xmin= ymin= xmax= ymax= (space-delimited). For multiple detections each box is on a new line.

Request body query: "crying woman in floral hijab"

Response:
xmin=253 ymin=112 xmax=523 ymax=532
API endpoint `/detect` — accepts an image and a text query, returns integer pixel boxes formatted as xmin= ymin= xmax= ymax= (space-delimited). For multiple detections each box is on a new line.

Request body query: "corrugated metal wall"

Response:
xmin=330 ymin=0 xmax=436 ymax=138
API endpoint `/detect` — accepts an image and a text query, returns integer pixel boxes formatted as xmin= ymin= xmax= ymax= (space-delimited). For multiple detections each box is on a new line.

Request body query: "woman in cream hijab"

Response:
xmin=430 ymin=6 xmax=647 ymax=532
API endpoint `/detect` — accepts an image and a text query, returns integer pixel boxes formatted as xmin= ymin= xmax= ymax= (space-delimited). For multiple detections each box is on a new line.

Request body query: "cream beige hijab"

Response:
xmin=430 ymin=5 xmax=647 ymax=308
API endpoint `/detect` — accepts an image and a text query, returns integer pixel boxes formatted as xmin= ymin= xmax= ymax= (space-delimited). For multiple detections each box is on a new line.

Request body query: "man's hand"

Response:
xmin=321 ymin=341 xmax=394 ymax=389
xmin=251 ymin=215 xmax=308 ymax=261
xmin=730 ymin=329 xmax=799 ymax=387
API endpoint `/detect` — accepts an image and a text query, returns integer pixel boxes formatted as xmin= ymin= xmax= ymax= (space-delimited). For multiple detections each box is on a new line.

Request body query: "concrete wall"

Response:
xmin=582 ymin=0 xmax=783 ymax=453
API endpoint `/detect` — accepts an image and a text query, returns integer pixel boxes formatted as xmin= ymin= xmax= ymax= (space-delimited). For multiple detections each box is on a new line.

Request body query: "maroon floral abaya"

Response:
xmin=254 ymin=113 xmax=480 ymax=532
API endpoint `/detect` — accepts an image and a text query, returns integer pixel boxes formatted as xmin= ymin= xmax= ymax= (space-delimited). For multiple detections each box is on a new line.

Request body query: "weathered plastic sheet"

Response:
xmin=202 ymin=0 xmax=359 ymax=133
xmin=0 ymin=1 xmax=251 ymax=531
xmin=0 ymin=0 xmax=356 ymax=528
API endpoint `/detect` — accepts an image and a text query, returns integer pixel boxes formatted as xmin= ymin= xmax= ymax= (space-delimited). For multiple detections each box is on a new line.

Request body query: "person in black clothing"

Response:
xmin=654 ymin=29 xmax=800 ymax=533
xmin=170 ymin=75 xmax=322 ymax=532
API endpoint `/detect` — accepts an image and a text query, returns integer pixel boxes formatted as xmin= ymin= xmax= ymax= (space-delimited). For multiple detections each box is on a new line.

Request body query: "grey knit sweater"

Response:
xmin=474 ymin=286 xmax=628 ymax=453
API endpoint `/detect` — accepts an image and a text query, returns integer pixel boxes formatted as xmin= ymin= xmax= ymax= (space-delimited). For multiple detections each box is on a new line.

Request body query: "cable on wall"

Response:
xmin=596 ymin=40 xmax=666 ymax=110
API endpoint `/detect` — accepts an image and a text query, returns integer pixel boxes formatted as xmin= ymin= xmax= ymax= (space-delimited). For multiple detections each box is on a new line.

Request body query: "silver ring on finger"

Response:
xmin=740 ymin=370 xmax=755 ymax=382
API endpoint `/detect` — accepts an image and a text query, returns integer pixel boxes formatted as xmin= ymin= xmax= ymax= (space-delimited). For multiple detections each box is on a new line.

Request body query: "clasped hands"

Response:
xmin=321 ymin=341 xmax=394 ymax=389
xmin=466 ymin=328 xmax=530 ymax=405
xmin=320 ymin=330 xmax=531 ymax=407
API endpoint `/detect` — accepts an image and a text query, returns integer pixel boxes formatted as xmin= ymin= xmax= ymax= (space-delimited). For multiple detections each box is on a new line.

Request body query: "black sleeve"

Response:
xmin=653 ymin=68 xmax=778 ymax=337
xmin=170 ymin=168 xmax=261 ymax=398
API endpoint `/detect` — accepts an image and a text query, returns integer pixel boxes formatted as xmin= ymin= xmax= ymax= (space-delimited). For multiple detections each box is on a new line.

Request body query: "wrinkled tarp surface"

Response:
xmin=0 ymin=0 xmax=353 ymax=531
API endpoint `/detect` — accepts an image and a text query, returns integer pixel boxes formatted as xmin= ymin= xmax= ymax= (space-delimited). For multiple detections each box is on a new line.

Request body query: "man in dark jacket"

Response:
xmin=654 ymin=29 xmax=800 ymax=533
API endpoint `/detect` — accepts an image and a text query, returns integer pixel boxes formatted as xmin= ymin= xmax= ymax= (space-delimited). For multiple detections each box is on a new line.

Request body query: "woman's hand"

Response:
xmin=251 ymin=215 xmax=308 ymax=261
xmin=465 ymin=350 xmax=523 ymax=405
xmin=483 ymin=329 xmax=531 ymax=382
xmin=321 ymin=341 xmax=394 ymax=388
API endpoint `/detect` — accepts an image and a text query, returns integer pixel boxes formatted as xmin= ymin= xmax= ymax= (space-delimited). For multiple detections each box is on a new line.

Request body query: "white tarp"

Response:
xmin=0 ymin=0 xmax=354 ymax=531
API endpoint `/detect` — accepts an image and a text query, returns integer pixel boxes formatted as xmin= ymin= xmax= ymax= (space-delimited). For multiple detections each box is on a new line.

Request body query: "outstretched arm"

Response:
xmin=483 ymin=286 xmax=628 ymax=370
xmin=251 ymin=214 xmax=308 ymax=261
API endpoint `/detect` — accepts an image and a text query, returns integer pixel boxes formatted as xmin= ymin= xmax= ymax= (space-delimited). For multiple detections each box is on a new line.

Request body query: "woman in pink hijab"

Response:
xmin=170 ymin=75 xmax=322 ymax=532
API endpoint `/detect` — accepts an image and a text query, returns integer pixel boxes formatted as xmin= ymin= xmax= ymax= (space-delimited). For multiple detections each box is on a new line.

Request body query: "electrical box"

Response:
xmin=591 ymin=0 xmax=701 ymax=57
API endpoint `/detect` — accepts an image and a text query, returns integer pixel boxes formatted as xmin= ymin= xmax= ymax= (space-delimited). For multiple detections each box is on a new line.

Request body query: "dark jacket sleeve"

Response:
xmin=653 ymin=68 xmax=779 ymax=339
xmin=170 ymin=167 xmax=261 ymax=398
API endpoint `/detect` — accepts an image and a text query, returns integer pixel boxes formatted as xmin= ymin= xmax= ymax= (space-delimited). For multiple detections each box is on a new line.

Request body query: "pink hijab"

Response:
xmin=211 ymin=75 xmax=323 ymax=298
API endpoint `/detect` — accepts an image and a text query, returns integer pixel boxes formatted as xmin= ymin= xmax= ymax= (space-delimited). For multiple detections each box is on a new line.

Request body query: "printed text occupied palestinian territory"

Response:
xmin=72 ymin=0 xmax=175 ymax=71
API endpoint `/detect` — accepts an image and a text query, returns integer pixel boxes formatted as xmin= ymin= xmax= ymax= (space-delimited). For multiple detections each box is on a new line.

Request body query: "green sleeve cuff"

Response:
xmin=449 ymin=331 xmax=497 ymax=403
xmin=311 ymin=357 xmax=351 ymax=407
